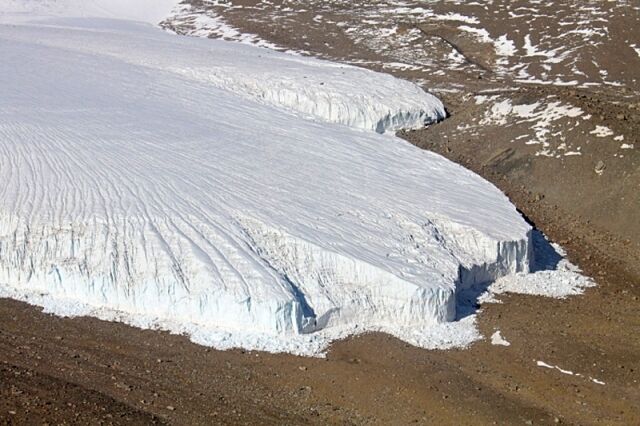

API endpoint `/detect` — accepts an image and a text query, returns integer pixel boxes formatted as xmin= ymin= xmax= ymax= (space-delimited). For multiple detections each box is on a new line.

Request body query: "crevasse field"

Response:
xmin=0 ymin=1 xmax=590 ymax=355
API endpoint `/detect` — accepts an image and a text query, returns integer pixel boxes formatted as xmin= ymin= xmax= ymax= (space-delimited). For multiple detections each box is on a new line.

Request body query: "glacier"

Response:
xmin=0 ymin=3 xmax=446 ymax=134
xmin=0 ymin=5 xmax=533 ymax=355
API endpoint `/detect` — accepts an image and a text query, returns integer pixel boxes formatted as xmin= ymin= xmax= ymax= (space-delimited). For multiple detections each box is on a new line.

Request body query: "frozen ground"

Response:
xmin=0 ymin=1 xmax=593 ymax=355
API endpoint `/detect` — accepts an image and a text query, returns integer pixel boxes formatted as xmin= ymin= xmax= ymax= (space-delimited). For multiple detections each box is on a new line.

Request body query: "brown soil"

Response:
xmin=3 ymin=1 xmax=640 ymax=425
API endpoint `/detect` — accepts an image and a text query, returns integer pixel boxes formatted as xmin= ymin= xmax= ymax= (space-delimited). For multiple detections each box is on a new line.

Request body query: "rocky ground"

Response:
xmin=2 ymin=1 xmax=639 ymax=424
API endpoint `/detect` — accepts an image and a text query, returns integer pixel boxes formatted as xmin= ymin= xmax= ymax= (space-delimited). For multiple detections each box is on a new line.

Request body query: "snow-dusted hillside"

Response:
xmin=0 ymin=4 xmax=533 ymax=354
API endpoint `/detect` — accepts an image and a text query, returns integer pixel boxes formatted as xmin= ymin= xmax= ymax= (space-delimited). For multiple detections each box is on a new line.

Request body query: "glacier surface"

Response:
xmin=0 ymin=2 xmax=446 ymax=134
xmin=0 ymin=6 xmax=534 ymax=354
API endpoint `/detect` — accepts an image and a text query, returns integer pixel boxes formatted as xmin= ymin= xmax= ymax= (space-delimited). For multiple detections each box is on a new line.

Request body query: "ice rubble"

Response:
xmin=0 ymin=5 xmax=534 ymax=354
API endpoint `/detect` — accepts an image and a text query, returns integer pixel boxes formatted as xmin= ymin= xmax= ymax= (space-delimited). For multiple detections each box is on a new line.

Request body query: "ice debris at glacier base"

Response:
xmin=478 ymin=234 xmax=595 ymax=304
xmin=0 ymin=3 xmax=592 ymax=355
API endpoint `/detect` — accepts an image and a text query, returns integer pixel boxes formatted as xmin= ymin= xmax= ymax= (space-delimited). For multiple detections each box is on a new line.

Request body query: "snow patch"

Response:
xmin=536 ymin=360 xmax=606 ymax=385
xmin=495 ymin=34 xmax=516 ymax=57
xmin=590 ymin=125 xmax=614 ymax=137
xmin=478 ymin=96 xmax=584 ymax=156
xmin=490 ymin=330 xmax=511 ymax=346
